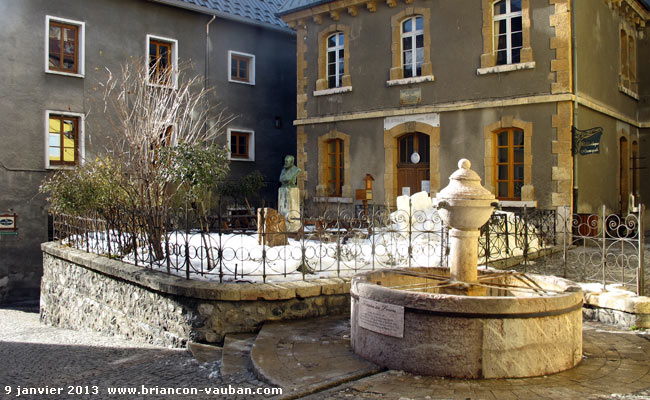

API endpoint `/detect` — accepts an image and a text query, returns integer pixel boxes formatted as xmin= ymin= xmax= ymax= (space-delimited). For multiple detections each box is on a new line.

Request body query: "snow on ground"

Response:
xmin=64 ymin=192 xmax=549 ymax=283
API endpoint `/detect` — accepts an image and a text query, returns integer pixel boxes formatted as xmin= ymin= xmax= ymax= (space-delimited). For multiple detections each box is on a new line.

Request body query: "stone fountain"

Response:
xmin=351 ymin=159 xmax=583 ymax=379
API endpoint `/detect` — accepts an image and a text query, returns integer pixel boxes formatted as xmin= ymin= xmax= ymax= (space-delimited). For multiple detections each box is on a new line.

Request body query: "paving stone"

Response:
xmin=221 ymin=333 xmax=257 ymax=378
xmin=0 ymin=308 xmax=276 ymax=400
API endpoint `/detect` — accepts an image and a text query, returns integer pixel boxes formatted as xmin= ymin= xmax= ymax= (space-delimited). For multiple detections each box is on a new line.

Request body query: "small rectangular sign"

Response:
xmin=401 ymin=187 xmax=411 ymax=196
xmin=358 ymin=298 xmax=404 ymax=338
xmin=400 ymin=88 xmax=421 ymax=106
xmin=0 ymin=214 xmax=16 ymax=231
xmin=579 ymin=143 xmax=600 ymax=155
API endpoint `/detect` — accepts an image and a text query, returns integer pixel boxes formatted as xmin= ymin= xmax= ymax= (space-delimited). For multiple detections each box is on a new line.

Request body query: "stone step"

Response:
xmin=187 ymin=341 xmax=222 ymax=364
xmin=220 ymin=333 xmax=257 ymax=378
xmin=251 ymin=315 xmax=382 ymax=396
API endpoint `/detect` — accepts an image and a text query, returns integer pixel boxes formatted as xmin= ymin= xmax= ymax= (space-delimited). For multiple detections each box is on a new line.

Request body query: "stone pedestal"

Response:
xmin=279 ymin=187 xmax=301 ymax=232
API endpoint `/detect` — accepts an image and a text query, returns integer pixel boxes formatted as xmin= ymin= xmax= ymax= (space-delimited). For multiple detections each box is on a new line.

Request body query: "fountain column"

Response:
xmin=436 ymin=159 xmax=497 ymax=296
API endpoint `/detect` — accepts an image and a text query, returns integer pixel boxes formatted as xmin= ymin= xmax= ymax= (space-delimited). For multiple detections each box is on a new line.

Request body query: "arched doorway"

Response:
xmin=619 ymin=136 xmax=629 ymax=215
xmin=396 ymin=132 xmax=430 ymax=196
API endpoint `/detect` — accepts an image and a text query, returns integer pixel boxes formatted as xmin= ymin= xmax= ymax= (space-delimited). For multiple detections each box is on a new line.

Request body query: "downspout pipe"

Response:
xmin=205 ymin=15 xmax=215 ymax=92
xmin=571 ymin=0 xmax=579 ymax=214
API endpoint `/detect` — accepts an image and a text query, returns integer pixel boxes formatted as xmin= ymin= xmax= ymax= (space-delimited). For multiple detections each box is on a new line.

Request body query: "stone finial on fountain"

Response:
xmin=436 ymin=159 xmax=497 ymax=295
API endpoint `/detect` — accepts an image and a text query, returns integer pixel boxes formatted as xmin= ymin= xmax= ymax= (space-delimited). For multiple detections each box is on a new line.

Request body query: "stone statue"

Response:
xmin=278 ymin=155 xmax=301 ymax=231
xmin=279 ymin=155 xmax=301 ymax=188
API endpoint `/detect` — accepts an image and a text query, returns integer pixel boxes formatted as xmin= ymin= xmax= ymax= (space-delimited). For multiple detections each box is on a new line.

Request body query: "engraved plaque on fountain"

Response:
xmin=358 ymin=298 xmax=404 ymax=338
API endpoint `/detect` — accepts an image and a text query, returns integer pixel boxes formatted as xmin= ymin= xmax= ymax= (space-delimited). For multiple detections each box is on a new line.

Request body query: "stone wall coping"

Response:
xmin=351 ymin=268 xmax=583 ymax=316
xmin=583 ymin=289 xmax=650 ymax=315
xmin=41 ymin=242 xmax=350 ymax=301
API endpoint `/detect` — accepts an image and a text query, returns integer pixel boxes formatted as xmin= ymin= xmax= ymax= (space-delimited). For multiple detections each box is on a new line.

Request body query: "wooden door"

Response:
xmin=396 ymin=132 xmax=430 ymax=196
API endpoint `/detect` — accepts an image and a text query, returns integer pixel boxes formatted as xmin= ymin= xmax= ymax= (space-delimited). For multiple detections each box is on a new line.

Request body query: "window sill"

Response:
xmin=386 ymin=75 xmax=434 ymax=87
xmin=229 ymin=78 xmax=255 ymax=86
xmin=476 ymin=62 xmax=535 ymax=75
xmin=313 ymin=197 xmax=353 ymax=203
xmin=497 ymin=200 xmax=537 ymax=208
xmin=47 ymin=164 xmax=78 ymax=170
xmin=313 ymin=86 xmax=352 ymax=96
xmin=618 ymin=85 xmax=639 ymax=100
xmin=228 ymin=156 xmax=255 ymax=162
xmin=46 ymin=70 xmax=84 ymax=78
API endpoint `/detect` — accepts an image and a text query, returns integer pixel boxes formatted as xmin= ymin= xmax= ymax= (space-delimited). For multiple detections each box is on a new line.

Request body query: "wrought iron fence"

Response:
xmin=51 ymin=202 xmax=646 ymax=295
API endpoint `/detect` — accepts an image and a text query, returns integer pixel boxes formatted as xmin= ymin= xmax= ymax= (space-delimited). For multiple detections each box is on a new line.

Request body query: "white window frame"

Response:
xmin=146 ymin=34 xmax=178 ymax=89
xmin=45 ymin=15 xmax=85 ymax=78
xmin=228 ymin=51 xmax=256 ymax=85
xmin=227 ymin=128 xmax=255 ymax=161
xmin=492 ymin=0 xmax=523 ymax=65
xmin=326 ymin=32 xmax=345 ymax=88
xmin=44 ymin=110 xmax=85 ymax=169
xmin=401 ymin=16 xmax=424 ymax=78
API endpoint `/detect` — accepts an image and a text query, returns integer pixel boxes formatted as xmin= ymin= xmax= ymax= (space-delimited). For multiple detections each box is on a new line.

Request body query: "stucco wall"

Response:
xmin=300 ymin=0 xmax=556 ymax=118
xmin=574 ymin=0 xmax=640 ymax=117
xmin=0 ymin=0 xmax=296 ymax=303
xmin=574 ymin=107 xmax=636 ymax=215
xmin=300 ymin=103 xmax=557 ymax=209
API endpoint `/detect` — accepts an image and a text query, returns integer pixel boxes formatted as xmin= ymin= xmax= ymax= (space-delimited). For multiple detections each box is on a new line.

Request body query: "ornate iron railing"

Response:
xmin=51 ymin=203 xmax=645 ymax=295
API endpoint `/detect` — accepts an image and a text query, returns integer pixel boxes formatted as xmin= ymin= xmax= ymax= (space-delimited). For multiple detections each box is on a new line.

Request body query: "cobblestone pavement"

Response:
xmin=299 ymin=320 xmax=650 ymax=400
xmin=3 ymin=301 xmax=650 ymax=400
xmin=0 ymin=306 xmax=277 ymax=400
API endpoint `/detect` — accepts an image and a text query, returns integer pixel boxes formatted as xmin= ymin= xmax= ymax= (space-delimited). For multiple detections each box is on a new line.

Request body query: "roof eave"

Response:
xmin=276 ymin=0 xmax=333 ymax=16
xmin=148 ymin=0 xmax=296 ymax=35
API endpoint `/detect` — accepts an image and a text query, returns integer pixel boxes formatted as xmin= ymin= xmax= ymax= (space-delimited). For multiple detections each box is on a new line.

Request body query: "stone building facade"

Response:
xmin=0 ymin=0 xmax=296 ymax=303
xmin=278 ymin=0 xmax=649 ymax=225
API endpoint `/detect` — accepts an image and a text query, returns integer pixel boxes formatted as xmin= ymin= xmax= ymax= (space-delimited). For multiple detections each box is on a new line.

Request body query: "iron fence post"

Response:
xmin=336 ymin=201 xmax=341 ymax=277
xmin=563 ymin=205 xmax=568 ymax=278
xmin=185 ymin=205 xmax=190 ymax=280
xmin=601 ymin=204 xmax=607 ymax=291
xmin=218 ymin=201 xmax=223 ymax=283
xmin=638 ymin=204 xmax=645 ymax=296
xmin=369 ymin=215 xmax=375 ymax=271
xmin=523 ymin=205 xmax=529 ymax=270
xmin=408 ymin=198 xmax=412 ymax=269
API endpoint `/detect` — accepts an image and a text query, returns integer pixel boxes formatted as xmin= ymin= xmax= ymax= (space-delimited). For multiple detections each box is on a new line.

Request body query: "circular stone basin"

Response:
xmin=351 ymin=267 xmax=583 ymax=379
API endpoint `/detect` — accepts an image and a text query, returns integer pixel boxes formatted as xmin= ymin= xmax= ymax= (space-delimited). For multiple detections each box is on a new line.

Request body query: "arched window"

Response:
xmin=495 ymin=128 xmax=524 ymax=200
xmin=493 ymin=0 xmax=522 ymax=65
xmin=628 ymin=34 xmax=636 ymax=84
xmin=326 ymin=32 xmax=344 ymax=88
xmin=401 ymin=16 xmax=424 ymax=78
xmin=326 ymin=139 xmax=344 ymax=196
xmin=620 ymin=30 xmax=628 ymax=79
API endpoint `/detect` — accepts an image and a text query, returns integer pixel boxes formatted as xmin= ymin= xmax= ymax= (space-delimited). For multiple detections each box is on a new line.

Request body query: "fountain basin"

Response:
xmin=351 ymin=267 xmax=583 ymax=379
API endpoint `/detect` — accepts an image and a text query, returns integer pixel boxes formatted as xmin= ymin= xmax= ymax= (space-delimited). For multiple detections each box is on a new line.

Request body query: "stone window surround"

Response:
xmin=479 ymin=0 xmax=533 ymax=73
xmin=146 ymin=34 xmax=178 ymax=89
xmin=227 ymin=128 xmax=255 ymax=162
xmin=316 ymin=130 xmax=352 ymax=199
xmin=389 ymin=8 xmax=434 ymax=82
xmin=383 ymin=121 xmax=440 ymax=207
xmin=483 ymin=116 xmax=534 ymax=202
xmin=619 ymin=24 xmax=638 ymax=99
xmin=316 ymin=24 xmax=351 ymax=92
xmin=45 ymin=110 xmax=85 ymax=170
xmin=45 ymin=15 xmax=85 ymax=78
xmin=228 ymin=50 xmax=256 ymax=86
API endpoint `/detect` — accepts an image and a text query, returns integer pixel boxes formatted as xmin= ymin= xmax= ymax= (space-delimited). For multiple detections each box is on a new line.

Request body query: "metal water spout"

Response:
xmin=436 ymin=159 xmax=497 ymax=295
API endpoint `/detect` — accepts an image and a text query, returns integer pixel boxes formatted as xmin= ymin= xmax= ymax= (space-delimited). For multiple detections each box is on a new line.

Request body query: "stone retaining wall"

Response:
xmin=40 ymin=242 xmax=350 ymax=348
xmin=582 ymin=290 xmax=650 ymax=329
